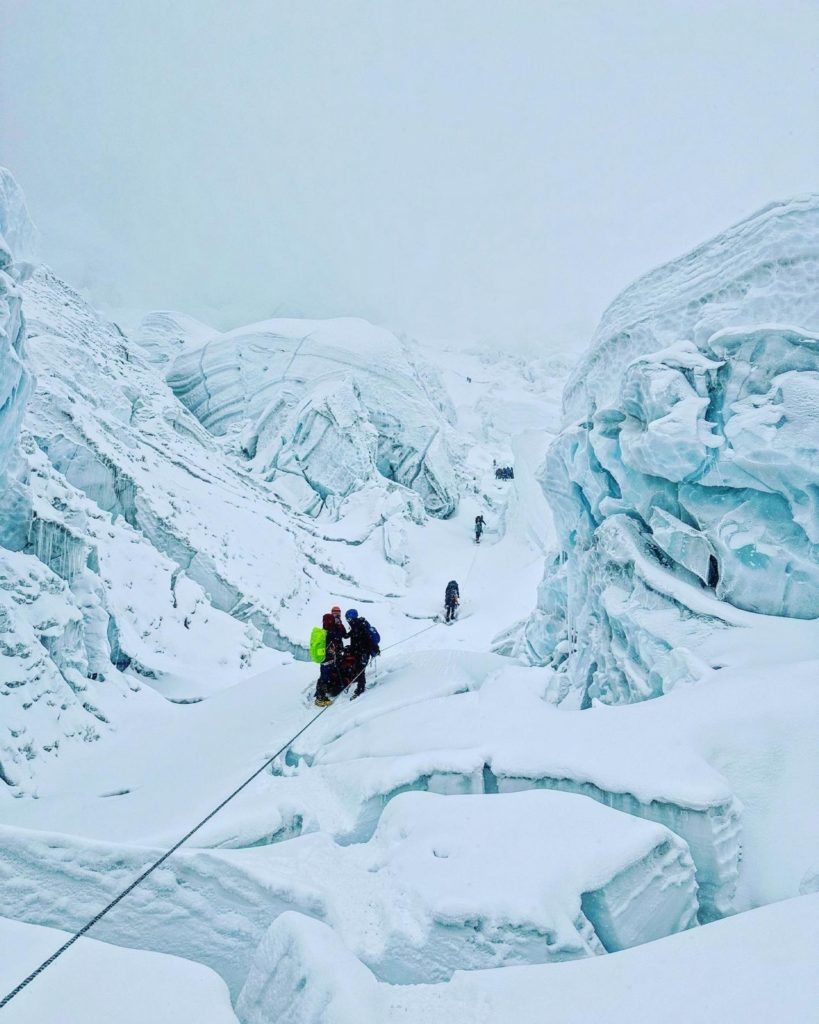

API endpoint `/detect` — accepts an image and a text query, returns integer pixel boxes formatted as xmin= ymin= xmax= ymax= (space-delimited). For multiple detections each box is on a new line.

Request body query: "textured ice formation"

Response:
xmin=520 ymin=195 xmax=819 ymax=703
xmin=285 ymin=671 xmax=740 ymax=919
xmin=133 ymin=309 xmax=218 ymax=366
xmin=282 ymin=655 xmax=818 ymax=920
xmin=0 ymin=180 xmax=129 ymax=791
xmin=0 ymin=170 xmax=308 ymax=791
xmin=166 ymin=318 xmax=459 ymax=517
xmin=19 ymin=263 xmax=326 ymax=666
xmin=0 ymin=167 xmax=37 ymax=262
xmin=0 ymin=200 xmax=32 ymax=552
xmin=355 ymin=789 xmax=698 ymax=977
xmin=238 ymin=894 xmax=819 ymax=1024
xmin=0 ymin=789 xmax=697 ymax=995
xmin=0 ymin=548 xmax=109 ymax=789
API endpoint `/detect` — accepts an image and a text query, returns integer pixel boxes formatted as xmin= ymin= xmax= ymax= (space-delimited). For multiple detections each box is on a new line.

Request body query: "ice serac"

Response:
xmin=240 ymin=895 xmax=819 ymax=1024
xmin=133 ymin=309 xmax=219 ymax=367
xmin=166 ymin=318 xmax=459 ymax=517
xmin=0 ymin=167 xmax=38 ymax=263
xmin=0 ymin=174 xmax=123 ymax=792
xmin=0 ymin=194 xmax=32 ymax=551
xmin=521 ymin=194 xmax=819 ymax=704
xmin=0 ymin=790 xmax=697 ymax=993
xmin=18 ymin=263 xmax=316 ymax=672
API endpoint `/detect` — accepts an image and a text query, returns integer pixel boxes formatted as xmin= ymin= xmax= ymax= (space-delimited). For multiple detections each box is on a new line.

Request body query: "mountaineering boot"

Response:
xmin=314 ymin=697 xmax=332 ymax=707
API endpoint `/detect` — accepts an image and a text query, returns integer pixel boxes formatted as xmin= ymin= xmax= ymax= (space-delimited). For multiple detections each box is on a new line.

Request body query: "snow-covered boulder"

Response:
xmin=166 ymin=317 xmax=459 ymax=517
xmin=522 ymin=195 xmax=819 ymax=703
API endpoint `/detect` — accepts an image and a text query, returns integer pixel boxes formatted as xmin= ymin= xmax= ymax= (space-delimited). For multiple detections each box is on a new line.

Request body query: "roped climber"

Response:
xmin=474 ymin=514 xmax=485 ymax=543
xmin=444 ymin=580 xmax=460 ymax=622
xmin=345 ymin=608 xmax=380 ymax=700
xmin=313 ymin=612 xmax=345 ymax=707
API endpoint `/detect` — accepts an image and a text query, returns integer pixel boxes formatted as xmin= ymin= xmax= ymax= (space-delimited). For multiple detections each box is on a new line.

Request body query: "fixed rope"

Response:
xmin=0 ymin=619 xmax=438 ymax=1010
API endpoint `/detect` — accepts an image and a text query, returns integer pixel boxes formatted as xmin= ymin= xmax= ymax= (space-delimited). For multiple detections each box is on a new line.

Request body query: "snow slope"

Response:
xmin=0 ymin=916 xmax=238 ymax=1024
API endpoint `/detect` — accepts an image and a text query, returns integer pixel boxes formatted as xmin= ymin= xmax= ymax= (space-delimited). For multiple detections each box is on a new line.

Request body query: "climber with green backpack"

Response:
xmin=311 ymin=612 xmax=345 ymax=707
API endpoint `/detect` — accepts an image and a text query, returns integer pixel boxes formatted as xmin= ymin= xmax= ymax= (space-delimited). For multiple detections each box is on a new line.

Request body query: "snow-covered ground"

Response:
xmin=0 ymin=167 xmax=816 ymax=1021
xmin=0 ymin=916 xmax=238 ymax=1024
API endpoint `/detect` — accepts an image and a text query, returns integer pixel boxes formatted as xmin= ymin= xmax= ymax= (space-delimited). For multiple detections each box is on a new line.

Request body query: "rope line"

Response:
xmin=0 ymin=620 xmax=437 ymax=1011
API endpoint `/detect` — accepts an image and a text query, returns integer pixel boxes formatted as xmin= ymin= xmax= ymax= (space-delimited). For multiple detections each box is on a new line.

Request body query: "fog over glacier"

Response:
xmin=2 ymin=0 xmax=818 ymax=345
xmin=0 ymin=4 xmax=818 ymax=1023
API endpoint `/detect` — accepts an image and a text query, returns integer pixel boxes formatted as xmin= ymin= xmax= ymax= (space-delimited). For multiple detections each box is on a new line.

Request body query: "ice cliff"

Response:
xmin=164 ymin=318 xmax=459 ymax=518
xmin=0 ymin=183 xmax=124 ymax=790
xmin=517 ymin=195 xmax=819 ymax=705
xmin=0 ymin=208 xmax=31 ymax=549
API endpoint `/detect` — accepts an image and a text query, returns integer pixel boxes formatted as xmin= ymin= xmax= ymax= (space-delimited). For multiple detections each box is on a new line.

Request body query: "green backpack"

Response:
xmin=309 ymin=627 xmax=327 ymax=664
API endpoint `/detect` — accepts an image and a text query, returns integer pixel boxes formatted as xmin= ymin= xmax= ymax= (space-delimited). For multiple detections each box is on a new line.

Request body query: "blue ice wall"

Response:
xmin=0 ymin=175 xmax=33 ymax=549
xmin=524 ymin=196 xmax=819 ymax=705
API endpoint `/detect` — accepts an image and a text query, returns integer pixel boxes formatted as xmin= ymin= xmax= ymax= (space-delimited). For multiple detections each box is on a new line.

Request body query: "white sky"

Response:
xmin=1 ymin=0 xmax=817 ymax=351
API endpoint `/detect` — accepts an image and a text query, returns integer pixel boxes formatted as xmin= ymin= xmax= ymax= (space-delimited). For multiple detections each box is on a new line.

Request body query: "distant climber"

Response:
xmin=345 ymin=608 xmax=380 ymax=699
xmin=474 ymin=514 xmax=485 ymax=543
xmin=313 ymin=612 xmax=344 ymax=707
xmin=444 ymin=580 xmax=460 ymax=622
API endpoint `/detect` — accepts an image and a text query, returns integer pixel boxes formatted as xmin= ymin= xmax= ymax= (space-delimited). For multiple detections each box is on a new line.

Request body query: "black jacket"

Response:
xmin=349 ymin=618 xmax=377 ymax=659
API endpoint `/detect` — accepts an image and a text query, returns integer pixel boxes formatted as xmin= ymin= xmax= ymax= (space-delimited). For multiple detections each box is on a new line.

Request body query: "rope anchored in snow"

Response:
xmin=0 ymin=620 xmax=438 ymax=1010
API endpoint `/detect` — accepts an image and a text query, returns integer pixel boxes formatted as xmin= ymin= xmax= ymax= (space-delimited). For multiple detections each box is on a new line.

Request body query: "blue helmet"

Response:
xmin=345 ymin=608 xmax=359 ymax=621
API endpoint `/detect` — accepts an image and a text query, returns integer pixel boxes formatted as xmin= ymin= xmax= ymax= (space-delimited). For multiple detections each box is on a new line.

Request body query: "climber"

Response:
xmin=474 ymin=514 xmax=485 ymax=543
xmin=444 ymin=580 xmax=460 ymax=622
xmin=313 ymin=612 xmax=345 ymax=707
xmin=345 ymin=608 xmax=381 ymax=699
xmin=330 ymin=604 xmax=349 ymax=638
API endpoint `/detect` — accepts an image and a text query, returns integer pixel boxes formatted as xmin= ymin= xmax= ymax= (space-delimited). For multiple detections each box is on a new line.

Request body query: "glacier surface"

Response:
xmin=0 ymin=166 xmax=816 ymax=1024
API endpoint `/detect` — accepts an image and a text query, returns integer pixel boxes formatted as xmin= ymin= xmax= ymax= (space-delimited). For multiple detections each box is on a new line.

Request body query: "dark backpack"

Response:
xmin=359 ymin=618 xmax=381 ymax=654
